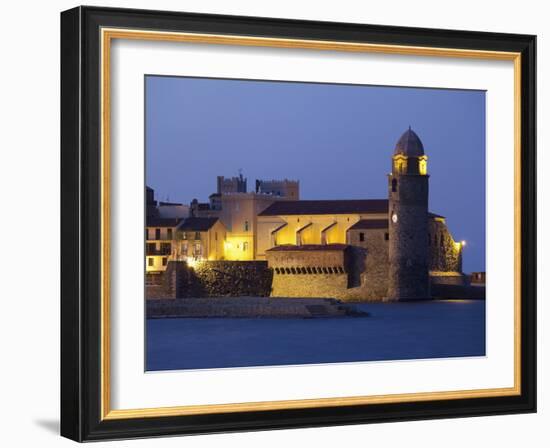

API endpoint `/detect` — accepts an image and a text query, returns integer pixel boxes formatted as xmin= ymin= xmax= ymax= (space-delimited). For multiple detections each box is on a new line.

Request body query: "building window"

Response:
xmin=147 ymin=257 xmax=154 ymax=267
xmin=243 ymin=242 xmax=249 ymax=252
xmin=145 ymin=228 xmax=149 ymax=240
xmin=194 ymin=232 xmax=201 ymax=240
xmin=155 ymin=228 xmax=161 ymax=240
xmin=384 ymin=233 xmax=389 ymax=241
xmin=167 ymin=228 xmax=172 ymax=240
xmin=162 ymin=257 xmax=168 ymax=266
xmin=244 ymin=220 xmax=249 ymax=231
xmin=181 ymin=242 xmax=188 ymax=255
xmin=359 ymin=232 xmax=365 ymax=242
xmin=391 ymin=178 xmax=397 ymax=192
xmin=182 ymin=232 xmax=187 ymax=240
xmin=194 ymin=243 xmax=202 ymax=256
xmin=215 ymin=232 xmax=218 ymax=241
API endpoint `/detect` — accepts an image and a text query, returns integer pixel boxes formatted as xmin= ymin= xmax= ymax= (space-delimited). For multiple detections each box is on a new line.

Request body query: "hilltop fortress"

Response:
xmin=146 ymin=128 xmax=467 ymax=301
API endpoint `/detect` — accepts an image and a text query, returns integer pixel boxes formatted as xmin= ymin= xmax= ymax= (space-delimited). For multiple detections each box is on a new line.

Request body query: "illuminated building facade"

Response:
xmin=145 ymin=217 xmax=182 ymax=274
xmin=177 ymin=217 xmax=227 ymax=263
xmin=145 ymin=128 xmax=466 ymax=300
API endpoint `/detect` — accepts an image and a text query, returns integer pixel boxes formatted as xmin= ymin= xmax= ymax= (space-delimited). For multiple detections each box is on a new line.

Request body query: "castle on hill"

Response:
xmin=146 ymin=128 xmax=466 ymax=301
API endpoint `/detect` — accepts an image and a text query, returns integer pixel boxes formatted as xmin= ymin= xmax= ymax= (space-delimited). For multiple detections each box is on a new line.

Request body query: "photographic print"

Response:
xmin=144 ymin=76 xmax=486 ymax=371
xmin=61 ymin=8 xmax=536 ymax=440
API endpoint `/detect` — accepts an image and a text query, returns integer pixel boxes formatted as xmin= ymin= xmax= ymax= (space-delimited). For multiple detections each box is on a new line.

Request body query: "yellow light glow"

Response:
xmin=461 ymin=240 xmax=466 ymax=246
xmin=224 ymin=236 xmax=254 ymax=260
xmin=419 ymin=159 xmax=428 ymax=175
xmin=187 ymin=258 xmax=201 ymax=269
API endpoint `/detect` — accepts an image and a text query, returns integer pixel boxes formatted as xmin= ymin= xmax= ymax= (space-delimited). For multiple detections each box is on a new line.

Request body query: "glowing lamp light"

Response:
xmin=461 ymin=240 xmax=467 ymax=247
xmin=187 ymin=258 xmax=200 ymax=269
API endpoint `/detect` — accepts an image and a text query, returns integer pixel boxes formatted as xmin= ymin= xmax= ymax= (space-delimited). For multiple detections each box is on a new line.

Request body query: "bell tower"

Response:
xmin=387 ymin=127 xmax=430 ymax=300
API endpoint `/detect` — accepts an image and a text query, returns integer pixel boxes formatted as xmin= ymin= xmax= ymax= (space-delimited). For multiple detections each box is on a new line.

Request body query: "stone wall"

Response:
xmin=193 ymin=261 xmax=272 ymax=297
xmin=270 ymin=273 xmax=350 ymax=299
xmin=350 ymin=230 xmax=390 ymax=299
xmin=146 ymin=260 xmax=272 ymax=299
xmin=429 ymin=219 xmax=462 ymax=272
xmin=268 ymin=243 xmax=390 ymax=302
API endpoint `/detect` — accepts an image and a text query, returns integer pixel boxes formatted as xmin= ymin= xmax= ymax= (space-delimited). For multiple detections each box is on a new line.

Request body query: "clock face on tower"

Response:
xmin=392 ymin=213 xmax=398 ymax=223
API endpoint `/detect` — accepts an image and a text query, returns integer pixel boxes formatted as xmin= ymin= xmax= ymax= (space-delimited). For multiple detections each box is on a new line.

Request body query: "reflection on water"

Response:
xmin=146 ymin=299 xmax=485 ymax=371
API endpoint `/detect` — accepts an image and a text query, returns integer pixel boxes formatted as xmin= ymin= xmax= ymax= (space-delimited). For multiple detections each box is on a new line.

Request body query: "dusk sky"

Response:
xmin=145 ymin=76 xmax=485 ymax=273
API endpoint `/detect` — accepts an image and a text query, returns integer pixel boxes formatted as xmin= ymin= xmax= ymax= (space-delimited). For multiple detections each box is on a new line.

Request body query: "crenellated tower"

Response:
xmin=387 ymin=127 xmax=430 ymax=300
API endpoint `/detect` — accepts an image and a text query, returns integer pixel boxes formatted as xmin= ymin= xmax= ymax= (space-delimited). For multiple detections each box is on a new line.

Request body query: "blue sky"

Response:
xmin=145 ymin=76 xmax=485 ymax=272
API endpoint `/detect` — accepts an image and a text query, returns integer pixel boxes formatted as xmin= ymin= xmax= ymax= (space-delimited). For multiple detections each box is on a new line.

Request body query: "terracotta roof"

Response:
xmin=266 ymin=244 xmax=349 ymax=252
xmin=146 ymin=217 xmax=182 ymax=227
xmin=348 ymin=219 xmax=388 ymax=230
xmin=177 ymin=217 xmax=219 ymax=231
xmin=258 ymin=199 xmax=388 ymax=216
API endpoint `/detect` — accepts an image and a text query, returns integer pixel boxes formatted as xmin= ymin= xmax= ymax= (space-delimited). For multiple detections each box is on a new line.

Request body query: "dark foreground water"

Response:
xmin=146 ymin=300 xmax=485 ymax=371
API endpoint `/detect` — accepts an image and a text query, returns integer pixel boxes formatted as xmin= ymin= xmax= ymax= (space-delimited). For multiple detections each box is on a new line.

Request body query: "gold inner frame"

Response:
xmin=100 ymin=27 xmax=522 ymax=421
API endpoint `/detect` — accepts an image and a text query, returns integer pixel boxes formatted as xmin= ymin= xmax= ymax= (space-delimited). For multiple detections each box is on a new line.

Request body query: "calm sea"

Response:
xmin=146 ymin=299 xmax=485 ymax=371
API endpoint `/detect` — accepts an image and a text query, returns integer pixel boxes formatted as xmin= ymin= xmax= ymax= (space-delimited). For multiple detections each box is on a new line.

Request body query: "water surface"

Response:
xmin=146 ymin=300 xmax=485 ymax=371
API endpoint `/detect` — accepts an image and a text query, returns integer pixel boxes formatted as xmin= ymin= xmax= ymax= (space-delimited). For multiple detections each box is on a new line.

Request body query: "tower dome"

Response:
xmin=394 ymin=127 xmax=424 ymax=157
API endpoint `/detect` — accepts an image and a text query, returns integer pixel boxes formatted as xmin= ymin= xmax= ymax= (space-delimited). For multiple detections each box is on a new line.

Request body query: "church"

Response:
xmin=257 ymin=127 xmax=465 ymax=301
xmin=146 ymin=128 xmax=467 ymax=301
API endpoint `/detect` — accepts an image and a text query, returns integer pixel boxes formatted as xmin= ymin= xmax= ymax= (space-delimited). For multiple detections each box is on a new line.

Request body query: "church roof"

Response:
xmin=258 ymin=199 xmax=388 ymax=216
xmin=266 ymin=244 xmax=349 ymax=252
xmin=394 ymin=127 xmax=425 ymax=157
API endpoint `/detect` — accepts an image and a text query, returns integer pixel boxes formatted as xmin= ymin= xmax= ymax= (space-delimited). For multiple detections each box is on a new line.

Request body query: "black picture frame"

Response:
xmin=61 ymin=5 xmax=536 ymax=442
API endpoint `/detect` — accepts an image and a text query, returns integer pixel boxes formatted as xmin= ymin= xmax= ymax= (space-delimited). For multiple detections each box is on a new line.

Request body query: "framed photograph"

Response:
xmin=60 ymin=6 xmax=536 ymax=442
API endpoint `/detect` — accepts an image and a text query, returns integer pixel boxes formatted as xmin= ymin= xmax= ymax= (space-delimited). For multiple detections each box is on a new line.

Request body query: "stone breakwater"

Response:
xmin=146 ymin=297 xmax=369 ymax=319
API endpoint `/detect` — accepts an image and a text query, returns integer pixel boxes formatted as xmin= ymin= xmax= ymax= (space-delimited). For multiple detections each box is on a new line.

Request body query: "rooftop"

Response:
xmin=266 ymin=244 xmax=349 ymax=252
xmin=394 ymin=127 xmax=425 ymax=157
xmin=348 ymin=219 xmax=388 ymax=230
xmin=258 ymin=199 xmax=388 ymax=216
xmin=146 ymin=217 xmax=183 ymax=227
xmin=177 ymin=217 xmax=220 ymax=231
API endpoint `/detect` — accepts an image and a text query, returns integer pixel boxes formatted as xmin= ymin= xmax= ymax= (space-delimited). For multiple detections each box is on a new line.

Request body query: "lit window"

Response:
xmin=243 ymin=242 xmax=249 ymax=252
